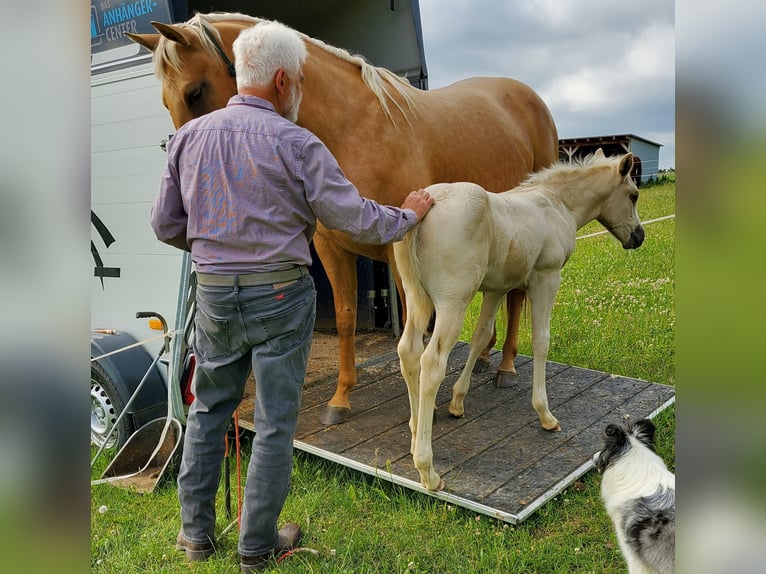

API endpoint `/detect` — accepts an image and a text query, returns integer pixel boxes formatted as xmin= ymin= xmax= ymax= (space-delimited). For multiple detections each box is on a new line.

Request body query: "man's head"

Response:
xmin=233 ymin=21 xmax=307 ymax=122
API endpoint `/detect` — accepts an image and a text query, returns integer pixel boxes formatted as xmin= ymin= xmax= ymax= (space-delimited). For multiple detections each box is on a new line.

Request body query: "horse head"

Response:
xmin=597 ymin=150 xmax=645 ymax=250
xmin=127 ymin=17 xmax=245 ymax=128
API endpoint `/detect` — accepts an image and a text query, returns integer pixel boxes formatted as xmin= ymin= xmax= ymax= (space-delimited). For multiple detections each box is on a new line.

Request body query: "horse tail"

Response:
xmin=394 ymin=228 xmax=434 ymax=333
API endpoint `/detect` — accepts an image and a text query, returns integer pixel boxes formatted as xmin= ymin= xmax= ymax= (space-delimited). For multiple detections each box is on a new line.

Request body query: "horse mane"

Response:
xmin=153 ymin=12 xmax=417 ymax=127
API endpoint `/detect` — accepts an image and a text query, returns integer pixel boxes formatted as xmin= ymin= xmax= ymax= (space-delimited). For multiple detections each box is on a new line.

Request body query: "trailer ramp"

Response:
xmin=238 ymin=340 xmax=674 ymax=524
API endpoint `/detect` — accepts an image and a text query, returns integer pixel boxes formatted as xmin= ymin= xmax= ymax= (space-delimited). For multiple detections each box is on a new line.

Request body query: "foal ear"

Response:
xmin=594 ymin=147 xmax=606 ymax=159
xmin=125 ymin=32 xmax=160 ymax=52
xmin=151 ymin=21 xmax=193 ymax=47
xmin=619 ymin=154 xmax=634 ymax=177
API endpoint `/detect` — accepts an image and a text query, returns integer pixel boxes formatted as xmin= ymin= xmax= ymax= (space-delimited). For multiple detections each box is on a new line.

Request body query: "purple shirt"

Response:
xmin=151 ymin=95 xmax=417 ymax=274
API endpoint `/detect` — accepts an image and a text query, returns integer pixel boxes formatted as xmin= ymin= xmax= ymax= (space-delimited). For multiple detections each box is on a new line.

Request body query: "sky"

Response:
xmin=417 ymin=0 xmax=675 ymax=170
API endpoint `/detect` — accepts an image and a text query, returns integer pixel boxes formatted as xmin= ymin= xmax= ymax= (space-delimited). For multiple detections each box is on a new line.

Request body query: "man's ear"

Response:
xmin=275 ymin=69 xmax=287 ymax=94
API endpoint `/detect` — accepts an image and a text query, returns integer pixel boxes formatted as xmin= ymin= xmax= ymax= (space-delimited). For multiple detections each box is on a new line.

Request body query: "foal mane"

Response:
xmin=153 ymin=12 xmax=417 ymax=127
xmin=516 ymin=151 xmax=618 ymax=191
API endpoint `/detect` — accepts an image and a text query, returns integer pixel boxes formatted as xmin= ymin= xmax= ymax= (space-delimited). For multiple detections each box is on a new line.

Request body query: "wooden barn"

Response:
xmin=559 ymin=134 xmax=663 ymax=186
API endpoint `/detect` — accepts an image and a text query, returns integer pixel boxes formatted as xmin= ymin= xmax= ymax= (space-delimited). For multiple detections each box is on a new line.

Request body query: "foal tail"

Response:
xmin=394 ymin=229 xmax=434 ymax=333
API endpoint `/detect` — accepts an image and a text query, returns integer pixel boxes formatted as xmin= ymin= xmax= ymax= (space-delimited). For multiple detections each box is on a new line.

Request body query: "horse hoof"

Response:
xmin=473 ymin=357 xmax=491 ymax=372
xmin=320 ymin=406 xmax=351 ymax=426
xmin=494 ymin=370 xmax=517 ymax=388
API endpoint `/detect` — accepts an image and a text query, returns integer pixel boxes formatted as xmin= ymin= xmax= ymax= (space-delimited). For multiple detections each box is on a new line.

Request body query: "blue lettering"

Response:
xmin=102 ymin=1 xmax=156 ymax=27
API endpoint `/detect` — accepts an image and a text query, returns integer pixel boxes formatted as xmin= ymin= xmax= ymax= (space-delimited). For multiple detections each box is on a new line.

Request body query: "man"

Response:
xmin=150 ymin=21 xmax=434 ymax=573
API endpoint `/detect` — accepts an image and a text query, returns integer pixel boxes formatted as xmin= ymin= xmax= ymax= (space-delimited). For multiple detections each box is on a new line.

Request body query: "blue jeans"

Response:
xmin=177 ymin=273 xmax=315 ymax=557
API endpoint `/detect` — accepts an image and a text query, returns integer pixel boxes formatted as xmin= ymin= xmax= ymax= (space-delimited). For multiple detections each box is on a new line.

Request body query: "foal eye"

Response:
xmin=630 ymin=193 xmax=639 ymax=204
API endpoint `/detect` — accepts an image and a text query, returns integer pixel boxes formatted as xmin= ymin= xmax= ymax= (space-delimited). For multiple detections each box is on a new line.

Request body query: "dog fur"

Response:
xmin=594 ymin=419 xmax=675 ymax=573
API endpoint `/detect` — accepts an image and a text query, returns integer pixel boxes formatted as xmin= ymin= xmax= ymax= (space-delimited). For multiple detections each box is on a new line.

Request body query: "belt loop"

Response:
xmin=234 ymin=274 xmax=240 ymax=293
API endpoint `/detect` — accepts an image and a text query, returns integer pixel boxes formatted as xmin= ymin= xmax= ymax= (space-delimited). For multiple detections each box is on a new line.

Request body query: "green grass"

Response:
xmin=91 ymin=180 xmax=675 ymax=573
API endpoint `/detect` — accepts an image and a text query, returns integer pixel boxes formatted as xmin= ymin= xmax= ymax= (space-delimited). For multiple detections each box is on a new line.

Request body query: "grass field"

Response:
xmin=91 ymin=177 xmax=675 ymax=573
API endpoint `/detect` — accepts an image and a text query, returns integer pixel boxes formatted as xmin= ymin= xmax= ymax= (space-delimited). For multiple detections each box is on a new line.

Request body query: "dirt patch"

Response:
xmin=304 ymin=329 xmax=398 ymax=383
xmin=238 ymin=329 xmax=398 ymax=417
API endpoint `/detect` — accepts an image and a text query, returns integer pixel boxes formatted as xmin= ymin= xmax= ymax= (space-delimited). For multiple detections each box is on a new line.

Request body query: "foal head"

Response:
xmin=596 ymin=151 xmax=645 ymax=249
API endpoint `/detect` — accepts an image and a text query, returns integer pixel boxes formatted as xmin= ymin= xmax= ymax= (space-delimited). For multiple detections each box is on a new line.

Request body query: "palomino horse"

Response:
xmin=395 ymin=150 xmax=645 ymax=490
xmin=127 ymin=12 xmax=558 ymax=425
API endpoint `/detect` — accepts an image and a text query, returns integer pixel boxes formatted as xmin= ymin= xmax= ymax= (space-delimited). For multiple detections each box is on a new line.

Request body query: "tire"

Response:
xmin=91 ymin=361 xmax=135 ymax=450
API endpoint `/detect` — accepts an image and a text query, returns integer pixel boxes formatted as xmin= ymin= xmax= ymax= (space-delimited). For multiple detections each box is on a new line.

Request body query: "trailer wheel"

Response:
xmin=91 ymin=361 xmax=135 ymax=450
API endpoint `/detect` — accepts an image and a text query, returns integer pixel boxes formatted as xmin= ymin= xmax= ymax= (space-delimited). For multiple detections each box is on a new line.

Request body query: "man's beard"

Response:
xmin=283 ymin=85 xmax=302 ymax=123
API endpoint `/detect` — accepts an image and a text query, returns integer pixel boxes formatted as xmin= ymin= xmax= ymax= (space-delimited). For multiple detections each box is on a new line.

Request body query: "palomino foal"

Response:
xmin=395 ymin=150 xmax=645 ymax=490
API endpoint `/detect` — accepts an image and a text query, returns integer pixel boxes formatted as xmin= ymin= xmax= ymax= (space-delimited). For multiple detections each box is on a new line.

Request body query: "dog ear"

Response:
xmin=595 ymin=423 xmax=628 ymax=472
xmin=630 ymin=419 xmax=657 ymax=451
xmin=603 ymin=423 xmax=627 ymax=448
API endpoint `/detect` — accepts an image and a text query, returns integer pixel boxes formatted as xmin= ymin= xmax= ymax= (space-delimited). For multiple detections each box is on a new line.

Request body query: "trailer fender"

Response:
xmin=90 ymin=330 xmax=167 ymax=449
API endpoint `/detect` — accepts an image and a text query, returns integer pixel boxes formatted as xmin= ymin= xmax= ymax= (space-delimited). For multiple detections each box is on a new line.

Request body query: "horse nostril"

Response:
xmin=626 ymin=226 xmax=645 ymax=249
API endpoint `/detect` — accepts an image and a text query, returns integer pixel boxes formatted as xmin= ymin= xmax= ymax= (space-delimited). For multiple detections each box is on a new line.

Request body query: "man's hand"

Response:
xmin=401 ymin=188 xmax=435 ymax=221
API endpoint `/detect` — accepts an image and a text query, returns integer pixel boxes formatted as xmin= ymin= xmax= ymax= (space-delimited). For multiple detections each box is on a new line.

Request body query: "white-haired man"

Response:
xmin=150 ymin=20 xmax=433 ymax=573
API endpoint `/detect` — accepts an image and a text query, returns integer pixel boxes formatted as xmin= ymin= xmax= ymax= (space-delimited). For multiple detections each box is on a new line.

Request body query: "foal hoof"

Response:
xmin=473 ymin=357 xmax=491 ymax=373
xmin=320 ymin=405 xmax=351 ymax=426
xmin=494 ymin=370 xmax=517 ymax=388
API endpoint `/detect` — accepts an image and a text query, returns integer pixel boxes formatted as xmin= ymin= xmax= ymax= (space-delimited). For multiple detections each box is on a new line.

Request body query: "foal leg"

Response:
xmin=450 ymin=292 xmax=504 ymax=418
xmin=397 ymin=318 xmax=425 ymax=454
xmin=475 ymin=293 xmax=496 ymax=372
xmin=413 ymin=310 xmax=463 ymax=491
xmin=495 ymin=289 xmax=525 ymax=387
xmin=528 ymin=273 xmax=561 ymax=431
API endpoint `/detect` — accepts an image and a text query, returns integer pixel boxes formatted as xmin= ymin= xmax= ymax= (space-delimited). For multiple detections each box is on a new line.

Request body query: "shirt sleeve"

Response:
xmin=150 ymin=150 xmax=191 ymax=252
xmin=297 ymin=134 xmax=417 ymax=244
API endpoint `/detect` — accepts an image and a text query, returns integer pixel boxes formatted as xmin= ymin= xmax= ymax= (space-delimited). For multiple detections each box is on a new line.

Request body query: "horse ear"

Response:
xmin=594 ymin=148 xmax=606 ymax=159
xmin=151 ymin=21 xmax=193 ymax=47
xmin=619 ymin=153 xmax=634 ymax=177
xmin=125 ymin=32 xmax=160 ymax=52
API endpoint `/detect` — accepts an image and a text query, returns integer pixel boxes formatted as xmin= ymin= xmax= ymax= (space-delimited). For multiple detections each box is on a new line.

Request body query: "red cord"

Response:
xmin=234 ymin=411 xmax=242 ymax=527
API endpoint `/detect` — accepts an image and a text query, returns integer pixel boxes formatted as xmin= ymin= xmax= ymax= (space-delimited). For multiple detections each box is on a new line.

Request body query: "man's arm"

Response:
xmin=150 ymin=163 xmax=190 ymax=252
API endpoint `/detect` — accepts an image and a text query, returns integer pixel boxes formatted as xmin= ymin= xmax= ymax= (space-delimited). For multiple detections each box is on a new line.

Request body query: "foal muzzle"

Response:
xmin=623 ymin=225 xmax=645 ymax=249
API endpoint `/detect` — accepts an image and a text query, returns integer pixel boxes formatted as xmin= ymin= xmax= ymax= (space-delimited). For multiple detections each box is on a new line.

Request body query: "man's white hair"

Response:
xmin=233 ymin=21 xmax=307 ymax=89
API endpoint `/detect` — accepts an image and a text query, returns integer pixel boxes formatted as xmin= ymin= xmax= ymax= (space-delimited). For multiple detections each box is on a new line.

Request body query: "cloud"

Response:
xmin=418 ymin=0 xmax=675 ymax=167
xmin=541 ymin=22 xmax=674 ymax=114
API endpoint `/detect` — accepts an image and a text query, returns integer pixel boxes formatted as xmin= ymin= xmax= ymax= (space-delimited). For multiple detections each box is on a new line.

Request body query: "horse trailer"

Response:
xmin=90 ymin=0 xmax=428 ymax=450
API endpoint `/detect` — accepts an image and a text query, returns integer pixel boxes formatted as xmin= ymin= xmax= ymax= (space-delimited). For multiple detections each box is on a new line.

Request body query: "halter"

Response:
xmin=202 ymin=24 xmax=236 ymax=78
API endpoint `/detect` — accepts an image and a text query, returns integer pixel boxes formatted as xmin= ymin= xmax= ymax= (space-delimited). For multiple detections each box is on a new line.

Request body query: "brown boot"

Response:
xmin=175 ymin=531 xmax=216 ymax=561
xmin=240 ymin=523 xmax=304 ymax=572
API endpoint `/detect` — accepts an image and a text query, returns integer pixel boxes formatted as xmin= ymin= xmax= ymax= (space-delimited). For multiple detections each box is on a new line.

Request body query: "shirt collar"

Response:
xmin=227 ymin=94 xmax=277 ymax=113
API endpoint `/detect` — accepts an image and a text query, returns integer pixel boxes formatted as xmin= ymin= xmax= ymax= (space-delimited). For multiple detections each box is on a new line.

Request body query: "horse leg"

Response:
xmin=397 ymin=313 xmax=425 ymax=455
xmin=413 ymin=310 xmax=462 ymax=491
xmin=494 ymin=289 xmax=525 ymax=388
xmin=313 ymin=236 xmax=359 ymax=425
xmin=450 ymin=292 xmax=504 ymax=418
xmin=528 ymin=274 xmax=561 ymax=431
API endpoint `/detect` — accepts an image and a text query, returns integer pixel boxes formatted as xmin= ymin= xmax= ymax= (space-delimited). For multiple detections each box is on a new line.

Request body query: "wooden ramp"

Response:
xmin=239 ymin=340 xmax=674 ymax=524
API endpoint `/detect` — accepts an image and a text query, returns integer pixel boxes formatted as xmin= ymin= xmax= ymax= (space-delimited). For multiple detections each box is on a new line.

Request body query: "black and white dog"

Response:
xmin=594 ymin=419 xmax=675 ymax=573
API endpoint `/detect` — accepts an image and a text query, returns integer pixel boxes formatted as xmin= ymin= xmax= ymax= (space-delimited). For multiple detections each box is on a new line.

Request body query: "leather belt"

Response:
xmin=197 ymin=266 xmax=308 ymax=287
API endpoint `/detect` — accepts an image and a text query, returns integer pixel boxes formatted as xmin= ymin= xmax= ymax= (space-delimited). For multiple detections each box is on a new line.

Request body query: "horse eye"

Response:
xmin=185 ymin=84 xmax=204 ymax=106
xmin=630 ymin=193 xmax=639 ymax=204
